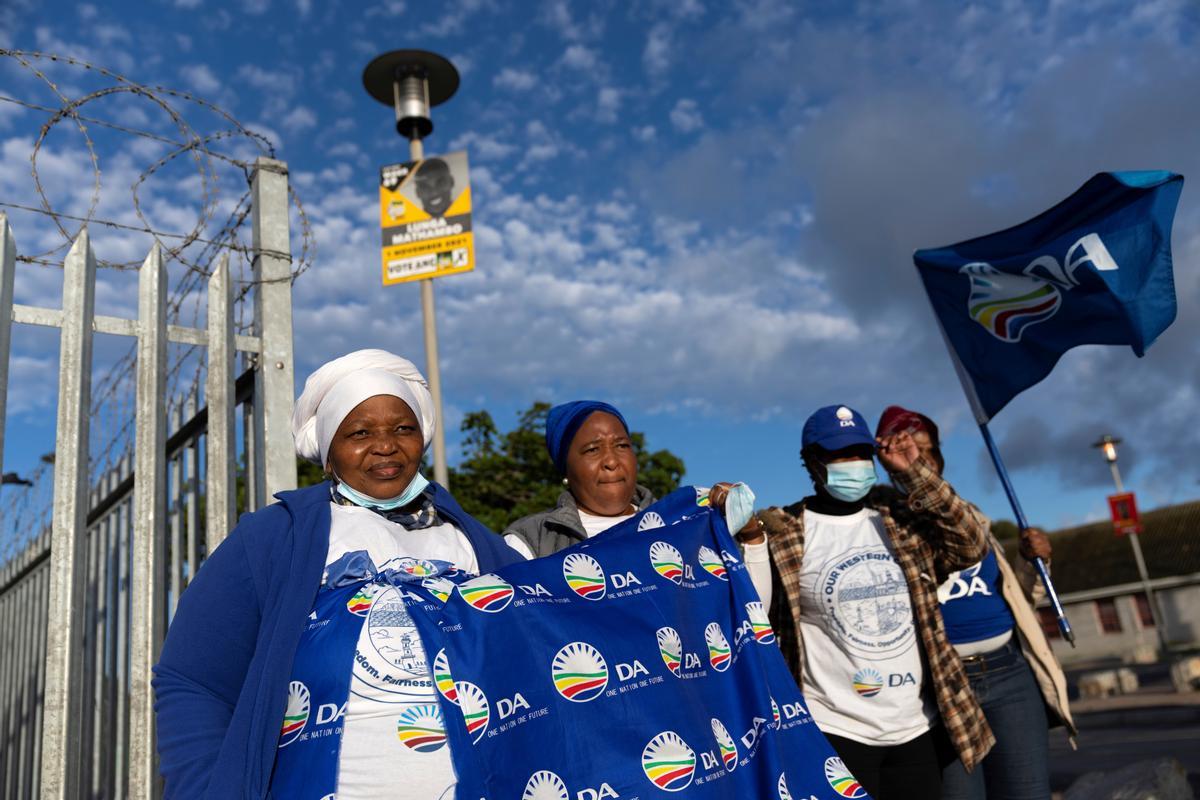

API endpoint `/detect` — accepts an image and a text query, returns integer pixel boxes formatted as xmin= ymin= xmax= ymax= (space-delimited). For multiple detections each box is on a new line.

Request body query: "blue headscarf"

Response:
xmin=544 ymin=401 xmax=630 ymax=475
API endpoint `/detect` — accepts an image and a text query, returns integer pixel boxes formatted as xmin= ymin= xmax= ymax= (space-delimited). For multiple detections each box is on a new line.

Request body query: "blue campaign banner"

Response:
xmin=914 ymin=171 xmax=1183 ymax=422
xmin=416 ymin=488 xmax=870 ymax=800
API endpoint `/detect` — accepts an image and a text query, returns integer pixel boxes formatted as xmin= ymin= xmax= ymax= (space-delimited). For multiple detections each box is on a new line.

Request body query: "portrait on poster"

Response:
xmin=379 ymin=150 xmax=474 ymax=285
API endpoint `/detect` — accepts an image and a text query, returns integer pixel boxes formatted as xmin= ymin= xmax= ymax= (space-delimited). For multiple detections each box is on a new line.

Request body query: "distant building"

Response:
xmin=1003 ymin=500 xmax=1200 ymax=665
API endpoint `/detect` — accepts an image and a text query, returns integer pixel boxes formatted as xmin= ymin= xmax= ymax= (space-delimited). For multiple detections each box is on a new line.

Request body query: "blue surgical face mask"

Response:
xmin=335 ymin=471 xmax=429 ymax=510
xmin=723 ymin=483 xmax=757 ymax=535
xmin=823 ymin=460 xmax=877 ymax=502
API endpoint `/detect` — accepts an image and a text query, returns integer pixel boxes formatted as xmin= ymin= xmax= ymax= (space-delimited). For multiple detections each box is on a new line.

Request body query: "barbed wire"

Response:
xmin=0 ymin=49 xmax=319 ymax=549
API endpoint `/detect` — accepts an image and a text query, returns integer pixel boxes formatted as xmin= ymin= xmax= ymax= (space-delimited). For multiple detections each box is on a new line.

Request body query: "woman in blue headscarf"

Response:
xmin=500 ymin=400 xmax=772 ymax=601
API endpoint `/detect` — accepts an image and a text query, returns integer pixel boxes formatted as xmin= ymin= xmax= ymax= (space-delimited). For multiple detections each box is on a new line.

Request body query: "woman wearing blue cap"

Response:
xmin=758 ymin=404 xmax=994 ymax=800
xmin=501 ymin=401 xmax=773 ymax=600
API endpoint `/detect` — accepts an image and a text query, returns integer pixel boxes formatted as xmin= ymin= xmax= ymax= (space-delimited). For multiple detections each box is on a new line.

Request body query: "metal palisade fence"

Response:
xmin=0 ymin=157 xmax=299 ymax=799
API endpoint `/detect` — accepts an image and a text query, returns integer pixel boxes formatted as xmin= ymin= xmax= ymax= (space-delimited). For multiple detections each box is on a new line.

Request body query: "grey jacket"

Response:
xmin=502 ymin=485 xmax=656 ymax=558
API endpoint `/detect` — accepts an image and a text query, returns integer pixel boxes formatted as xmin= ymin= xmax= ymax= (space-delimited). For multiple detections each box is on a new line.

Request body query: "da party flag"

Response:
xmin=421 ymin=488 xmax=869 ymax=800
xmin=914 ymin=171 xmax=1183 ymax=422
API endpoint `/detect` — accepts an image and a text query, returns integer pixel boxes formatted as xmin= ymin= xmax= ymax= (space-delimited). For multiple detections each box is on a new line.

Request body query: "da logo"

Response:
xmin=638 ymin=511 xmax=665 ymax=531
xmin=852 ymin=668 xmax=883 ymax=697
xmin=278 ymin=680 xmax=309 ymax=747
xmin=695 ymin=487 xmax=711 ymax=506
xmin=458 ymin=573 xmax=515 ymax=613
xmin=641 ymin=731 xmax=696 ymax=792
xmin=552 ymin=642 xmax=609 ymax=702
xmin=770 ymin=696 xmax=781 ymax=729
xmin=455 ymin=681 xmax=490 ymax=744
xmin=423 ymin=576 xmax=454 ymax=604
xmin=711 ymin=718 xmax=738 ymax=771
xmin=825 ymin=756 xmax=867 ymax=798
xmin=697 ymin=546 xmax=728 ymax=580
xmin=397 ymin=558 xmax=438 ymax=577
xmin=346 ymin=584 xmax=377 ymax=616
xmin=563 ymin=553 xmax=606 ymax=600
xmin=523 ymin=770 xmax=569 ymax=800
xmin=778 ymin=771 xmax=792 ymax=800
xmin=396 ymin=704 xmax=446 ymax=752
xmin=961 ymin=232 xmax=1118 ymax=343
xmin=433 ymin=648 xmax=457 ymax=704
xmin=649 ymin=541 xmax=684 ymax=584
xmin=745 ymin=601 xmax=775 ymax=644
xmin=656 ymin=627 xmax=683 ymax=677
xmin=704 ymin=623 xmax=731 ymax=672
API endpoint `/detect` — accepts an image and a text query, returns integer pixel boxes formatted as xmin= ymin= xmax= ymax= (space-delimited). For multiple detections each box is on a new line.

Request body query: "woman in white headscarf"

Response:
xmin=154 ymin=349 xmax=521 ymax=800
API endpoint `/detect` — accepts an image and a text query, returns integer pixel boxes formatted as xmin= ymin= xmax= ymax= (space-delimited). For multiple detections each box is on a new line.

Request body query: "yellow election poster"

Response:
xmin=379 ymin=150 xmax=474 ymax=285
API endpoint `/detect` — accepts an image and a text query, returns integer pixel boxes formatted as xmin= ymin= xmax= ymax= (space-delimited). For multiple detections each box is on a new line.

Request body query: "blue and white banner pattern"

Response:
xmin=424 ymin=488 xmax=871 ymax=800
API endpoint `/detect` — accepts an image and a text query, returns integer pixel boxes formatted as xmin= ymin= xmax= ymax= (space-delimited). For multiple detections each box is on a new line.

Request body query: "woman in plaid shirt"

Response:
xmin=758 ymin=405 xmax=993 ymax=799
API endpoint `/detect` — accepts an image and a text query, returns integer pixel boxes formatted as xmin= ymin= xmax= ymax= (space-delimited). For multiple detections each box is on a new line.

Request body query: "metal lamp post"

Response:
xmin=1092 ymin=434 xmax=1170 ymax=657
xmin=362 ymin=50 xmax=460 ymax=488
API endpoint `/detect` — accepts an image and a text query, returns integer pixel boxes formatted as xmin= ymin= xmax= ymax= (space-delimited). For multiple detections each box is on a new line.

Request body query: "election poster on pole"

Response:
xmin=379 ymin=149 xmax=474 ymax=285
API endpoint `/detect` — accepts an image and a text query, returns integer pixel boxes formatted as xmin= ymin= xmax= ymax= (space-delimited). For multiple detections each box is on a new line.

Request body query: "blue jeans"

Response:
xmin=941 ymin=638 xmax=1051 ymax=800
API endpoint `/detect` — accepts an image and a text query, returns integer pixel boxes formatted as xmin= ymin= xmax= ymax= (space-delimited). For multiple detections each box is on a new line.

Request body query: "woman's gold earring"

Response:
xmin=562 ymin=478 xmax=569 ymax=486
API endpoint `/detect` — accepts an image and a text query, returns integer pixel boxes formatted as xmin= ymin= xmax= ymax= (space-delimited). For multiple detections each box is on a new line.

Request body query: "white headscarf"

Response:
xmin=292 ymin=349 xmax=435 ymax=466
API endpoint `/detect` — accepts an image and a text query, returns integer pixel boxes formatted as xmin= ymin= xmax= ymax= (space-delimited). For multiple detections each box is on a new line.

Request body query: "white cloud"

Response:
xmin=280 ymin=105 xmax=318 ymax=133
xmin=596 ymin=87 xmax=620 ymax=124
xmin=561 ymin=44 xmax=597 ymax=71
xmin=174 ymin=0 xmax=203 ymax=8
xmin=243 ymin=0 xmax=271 ymax=13
xmin=668 ymin=98 xmax=703 ymax=133
xmin=633 ymin=125 xmax=656 ymax=142
xmin=643 ymin=23 xmax=672 ymax=77
xmin=179 ymin=64 xmax=222 ymax=95
xmin=493 ymin=68 xmax=538 ymax=92
xmin=296 ymin=0 xmax=313 ymax=14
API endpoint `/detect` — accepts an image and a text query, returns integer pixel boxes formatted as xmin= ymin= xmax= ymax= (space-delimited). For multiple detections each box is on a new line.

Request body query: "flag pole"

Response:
xmin=924 ymin=293 xmax=1076 ymax=646
xmin=977 ymin=423 xmax=1075 ymax=646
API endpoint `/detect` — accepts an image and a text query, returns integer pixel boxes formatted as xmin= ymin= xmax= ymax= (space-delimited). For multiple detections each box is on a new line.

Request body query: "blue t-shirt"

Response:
xmin=936 ymin=549 xmax=1015 ymax=645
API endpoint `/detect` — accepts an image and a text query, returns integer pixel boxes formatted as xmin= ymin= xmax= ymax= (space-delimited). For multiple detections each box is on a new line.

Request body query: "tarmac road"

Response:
xmin=1048 ymin=704 xmax=1200 ymax=793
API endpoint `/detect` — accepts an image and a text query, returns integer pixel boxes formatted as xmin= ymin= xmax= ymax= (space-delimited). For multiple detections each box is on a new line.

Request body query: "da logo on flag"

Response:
xmin=396 ymin=704 xmax=446 ymax=752
xmin=745 ymin=601 xmax=775 ymax=644
xmin=711 ymin=718 xmax=738 ymax=771
xmin=279 ymin=680 xmax=310 ymax=747
xmin=778 ymin=771 xmax=792 ymax=800
xmin=656 ymin=626 xmax=683 ymax=677
xmin=641 ymin=731 xmax=696 ymax=791
xmin=563 ymin=553 xmax=606 ymax=600
xmin=704 ymin=622 xmax=731 ymax=672
xmin=638 ymin=511 xmax=666 ymax=531
xmin=552 ymin=642 xmax=610 ymax=702
xmin=825 ymin=756 xmax=867 ymax=798
xmin=346 ymin=585 xmax=377 ymax=616
xmin=698 ymin=545 xmax=728 ymax=580
xmin=456 ymin=681 xmax=490 ymax=743
xmin=523 ymin=770 xmax=569 ymax=800
xmin=433 ymin=648 xmax=457 ymax=704
xmin=458 ymin=573 xmax=515 ymax=613
xmin=649 ymin=541 xmax=684 ymax=584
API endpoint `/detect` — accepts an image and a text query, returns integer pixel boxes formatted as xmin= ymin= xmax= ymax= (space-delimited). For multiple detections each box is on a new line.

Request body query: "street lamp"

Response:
xmin=1091 ymin=434 xmax=1170 ymax=658
xmin=362 ymin=50 xmax=461 ymax=489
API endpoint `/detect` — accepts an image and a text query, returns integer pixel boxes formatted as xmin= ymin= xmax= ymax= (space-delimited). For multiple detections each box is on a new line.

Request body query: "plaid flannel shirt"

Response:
xmin=760 ymin=461 xmax=996 ymax=771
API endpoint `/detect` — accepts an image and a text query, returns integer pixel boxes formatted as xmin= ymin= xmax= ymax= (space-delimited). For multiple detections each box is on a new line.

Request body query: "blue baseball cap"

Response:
xmin=801 ymin=405 xmax=876 ymax=452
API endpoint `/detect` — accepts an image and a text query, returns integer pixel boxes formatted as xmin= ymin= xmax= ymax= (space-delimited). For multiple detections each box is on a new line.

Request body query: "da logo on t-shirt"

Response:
xmin=552 ymin=642 xmax=610 ymax=702
xmin=656 ymin=626 xmax=683 ymax=677
xmin=523 ymin=770 xmax=569 ymax=800
xmin=852 ymin=667 xmax=883 ymax=698
xmin=458 ymin=574 xmax=515 ymax=613
xmin=396 ymin=704 xmax=447 ymax=752
xmin=649 ymin=541 xmax=684 ymax=584
xmin=641 ymin=731 xmax=696 ymax=791
xmin=704 ymin=622 xmax=732 ymax=672
xmin=563 ymin=553 xmax=606 ymax=600
xmin=745 ymin=601 xmax=775 ymax=644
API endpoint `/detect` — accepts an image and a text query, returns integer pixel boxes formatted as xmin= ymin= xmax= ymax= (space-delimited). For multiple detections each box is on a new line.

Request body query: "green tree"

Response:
xmin=990 ymin=519 xmax=1019 ymax=541
xmin=449 ymin=401 xmax=686 ymax=532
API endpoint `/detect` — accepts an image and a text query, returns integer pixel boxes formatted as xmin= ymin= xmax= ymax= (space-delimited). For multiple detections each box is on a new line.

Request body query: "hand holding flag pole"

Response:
xmin=914 ymin=170 xmax=1184 ymax=646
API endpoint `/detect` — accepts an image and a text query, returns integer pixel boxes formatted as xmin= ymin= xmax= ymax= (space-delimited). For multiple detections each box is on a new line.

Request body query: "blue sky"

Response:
xmin=1 ymin=0 xmax=1198 ymax=534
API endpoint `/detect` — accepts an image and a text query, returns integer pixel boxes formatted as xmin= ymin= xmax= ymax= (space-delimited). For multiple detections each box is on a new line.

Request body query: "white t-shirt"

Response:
xmin=328 ymin=503 xmax=478 ymax=800
xmin=797 ymin=507 xmax=935 ymax=745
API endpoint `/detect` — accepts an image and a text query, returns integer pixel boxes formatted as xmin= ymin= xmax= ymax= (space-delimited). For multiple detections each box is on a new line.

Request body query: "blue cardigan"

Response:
xmin=152 ymin=481 xmax=521 ymax=799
